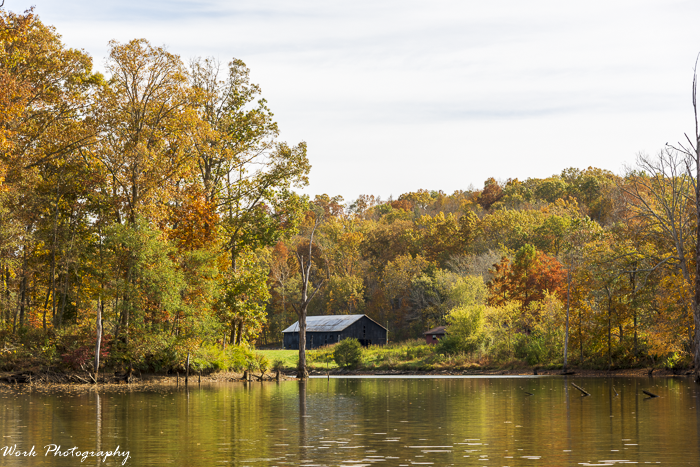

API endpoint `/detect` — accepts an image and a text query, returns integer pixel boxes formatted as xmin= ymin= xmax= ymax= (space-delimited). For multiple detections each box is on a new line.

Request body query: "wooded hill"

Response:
xmin=1 ymin=8 xmax=696 ymax=373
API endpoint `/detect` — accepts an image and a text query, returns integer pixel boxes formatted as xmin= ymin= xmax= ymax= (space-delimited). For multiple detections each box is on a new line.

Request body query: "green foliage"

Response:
xmin=272 ymin=358 xmax=285 ymax=372
xmin=256 ymin=353 xmax=271 ymax=374
xmin=0 ymin=1 xmax=692 ymax=375
xmin=434 ymin=334 xmax=472 ymax=355
xmin=218 ymin=249 xmax=272 ymax=344
xmin=105 ymin=219 xmax=186 ymax=331
xmin=333 ymin=338 xmax=363 ymax=368
xmin=435 ymin=275 xmax=487 ymax=355
xmin=308 ymin=345 xmax=336 ymax=365
xmin=190 ymin=344 xmax=257 ymax=374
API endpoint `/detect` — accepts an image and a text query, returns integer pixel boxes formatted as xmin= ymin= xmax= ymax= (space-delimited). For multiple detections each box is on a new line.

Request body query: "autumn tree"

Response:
xmin=619 ymin=150 xmax=696 ymax=369
xmin=477 ymin=177 xmax=503 ymax=210
xmin=667 ymin=66 xmax=700 ymax=381
xmin=292 ymin=203 xmax=326 ymax=378
xmin=0 ymin=8 xmax=102 ymax=332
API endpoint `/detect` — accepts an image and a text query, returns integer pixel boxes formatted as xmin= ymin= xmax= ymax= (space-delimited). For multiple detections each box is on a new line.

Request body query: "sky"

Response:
xmin=7 ymin=0 xmax=700 ymax=202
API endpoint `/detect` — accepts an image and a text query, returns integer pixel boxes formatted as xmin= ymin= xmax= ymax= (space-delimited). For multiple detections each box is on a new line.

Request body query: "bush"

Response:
xmin=189 ymin=344 xmax=257 ymax=374
xmin=435 ymin=334 xmax=480 ymax=356
xmin=272 ymin=359 xmax=285 ymax=373
xmin=333 ymin=338 xmax=362 ymax=368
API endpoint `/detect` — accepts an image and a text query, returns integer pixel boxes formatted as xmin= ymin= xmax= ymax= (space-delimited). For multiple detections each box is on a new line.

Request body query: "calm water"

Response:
xmin=0 ymin=376 xmax=699 ymax=466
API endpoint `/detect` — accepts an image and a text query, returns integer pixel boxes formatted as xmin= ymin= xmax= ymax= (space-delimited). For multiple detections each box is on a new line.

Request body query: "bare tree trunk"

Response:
xmin=295 ymin=207 xmax=326 ymax=379
xmin=579 ymin=308 xmax=584 ymax=365
xmin=18 ymin=273 xmax=27 ymax=330
xmin=56 ymin=273 xmax=67 ymax=327
xmin=695 ymin=118 xmax=700 ymax=381
xmin=671 ymin=64 xmax=700 ymax=382
xmin=41 ymin=288 xmax=51 ymax=331
xmin=50 ymin=201 xmax=58 ymax=326
xmin=94 ymin=298 xmax=102 ymax=381
xmin=186 ymin=351 xmax=190 ymax=385
xmin=563 ymin=269 xmax=571 ymax=371
xmin=608 ymin=295 xmax=612 ymax=369
xmin=298 ymin=302 xmax=308 ymax=378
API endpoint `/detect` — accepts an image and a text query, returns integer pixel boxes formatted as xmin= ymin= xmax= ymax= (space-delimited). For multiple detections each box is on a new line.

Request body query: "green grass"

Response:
xmin=256 ymin=349 xmax=298 ymax=371
xmin=362 ymin=339 xmax=443 ymax=371
xmin=256 ymin=348 xmax=341 ymax=371
xmin=257 ymin=339 xmax=443 ymax=371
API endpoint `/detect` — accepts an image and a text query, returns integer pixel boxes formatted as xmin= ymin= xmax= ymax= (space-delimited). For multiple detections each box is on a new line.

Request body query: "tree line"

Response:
xmin=270 ymin=161 xmax=700 ymax=377
xmin=1 ymin=8 xmax=309 ymax=373
xmin=3 ymin=7 xmax=700 ymax=380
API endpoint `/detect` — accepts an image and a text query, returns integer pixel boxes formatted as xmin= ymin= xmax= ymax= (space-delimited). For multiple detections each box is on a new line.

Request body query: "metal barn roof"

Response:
xmin=282 ymin=314 xmax=369 ymax=333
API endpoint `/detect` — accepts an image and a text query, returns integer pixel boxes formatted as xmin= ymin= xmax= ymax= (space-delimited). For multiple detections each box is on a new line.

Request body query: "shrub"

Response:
xmin=189 ymin=344 xmax=258 ymax=374
xmin=333 ymin=338 xmax=362 ymax=368
xmin=272 ymin=359 xmax=285 ymax=373
xmin=435 ymin=334 xmax=480 ymax=356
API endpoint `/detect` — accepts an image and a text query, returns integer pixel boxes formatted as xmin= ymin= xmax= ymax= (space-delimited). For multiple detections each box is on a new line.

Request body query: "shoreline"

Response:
xmin=310 ymin=367 xmax=692 ymax=378
xmin=0 ymin=367 xmax=692 ymax=391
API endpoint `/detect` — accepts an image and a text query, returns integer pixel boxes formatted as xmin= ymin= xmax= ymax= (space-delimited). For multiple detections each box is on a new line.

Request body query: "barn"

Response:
xmin=423 ymin=325 xmax=447 ymax=345
xmin=282 ymin=314 xmax=387 ymax=350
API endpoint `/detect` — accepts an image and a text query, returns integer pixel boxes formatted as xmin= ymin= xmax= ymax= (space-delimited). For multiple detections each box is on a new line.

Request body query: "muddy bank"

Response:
xmin=0 ymin=369 xmax=292 ymax=392
xmin=1 ymin=366 xmax=692 ymax=392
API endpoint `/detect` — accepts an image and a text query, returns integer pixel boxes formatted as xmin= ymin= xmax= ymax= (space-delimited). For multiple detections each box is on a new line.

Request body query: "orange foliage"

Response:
xmin=487 ymin=247 xmax=566 ymax=309
xmin=167 ymin=185 xmax=219 ymax=250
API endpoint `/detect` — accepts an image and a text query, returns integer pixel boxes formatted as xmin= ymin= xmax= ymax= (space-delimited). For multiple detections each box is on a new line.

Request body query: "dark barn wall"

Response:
xmin=283 ymin=332 xmax=298 ymax=350
xmin=283 ymin=331 xmax=342 ymax=349
xmin=340 ymin=316 xmax=386 ymax=346
xmin=307 ymin=332 xmax=342 ymax=349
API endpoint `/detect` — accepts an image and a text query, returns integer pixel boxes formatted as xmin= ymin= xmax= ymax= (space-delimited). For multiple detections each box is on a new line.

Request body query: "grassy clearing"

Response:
xmin=252 ymin=339 xmax=652 ymax=374
xmin=257 ymin=349 xmax=299 ymax=370
xmin=256 ymin=348 xmax=342 ymax=371
xmin=257 ymin=339 xmax=485 ymax=372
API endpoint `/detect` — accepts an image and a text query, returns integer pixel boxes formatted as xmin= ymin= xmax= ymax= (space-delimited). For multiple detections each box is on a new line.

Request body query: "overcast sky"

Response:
xmin=8 ymin=0 xmax=700 ymax=201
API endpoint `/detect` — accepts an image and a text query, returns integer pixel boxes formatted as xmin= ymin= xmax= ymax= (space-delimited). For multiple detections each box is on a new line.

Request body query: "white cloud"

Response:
xmin=10 ymin=0 xmax=700 ymax=200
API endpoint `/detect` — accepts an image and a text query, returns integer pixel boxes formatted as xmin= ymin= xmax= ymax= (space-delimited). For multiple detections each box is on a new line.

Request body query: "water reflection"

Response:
xmin=95 ymin=391 xmax=101 ymax=466
xmin=0 ymin=377 xmax=698 ymax=466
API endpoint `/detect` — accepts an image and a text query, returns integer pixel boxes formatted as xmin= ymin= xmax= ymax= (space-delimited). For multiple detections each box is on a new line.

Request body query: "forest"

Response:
xmin=1 ymin=7 xmax=699 ymax=376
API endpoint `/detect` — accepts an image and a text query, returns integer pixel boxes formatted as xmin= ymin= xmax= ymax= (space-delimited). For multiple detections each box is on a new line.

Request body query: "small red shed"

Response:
xmin=423 ymin=326 xmax=446 ymax=345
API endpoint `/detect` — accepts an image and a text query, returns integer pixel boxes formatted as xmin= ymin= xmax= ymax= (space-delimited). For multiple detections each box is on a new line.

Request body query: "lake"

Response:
xmin=0 ymin=376 xmax=698 ymax=466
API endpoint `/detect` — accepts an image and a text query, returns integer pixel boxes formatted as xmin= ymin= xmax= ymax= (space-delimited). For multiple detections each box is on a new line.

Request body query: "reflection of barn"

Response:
xmin=282 ymin=314 xmax=387 ymax=350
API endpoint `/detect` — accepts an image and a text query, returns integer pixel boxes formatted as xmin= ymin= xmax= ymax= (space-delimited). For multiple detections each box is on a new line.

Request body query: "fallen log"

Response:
xmin=571 ymin=382 xmax=591 ymax=396
xmin=642 ymin=389 xmax=658 ymax=398
xmin=72 ymin=375 xmax=89 ymax=384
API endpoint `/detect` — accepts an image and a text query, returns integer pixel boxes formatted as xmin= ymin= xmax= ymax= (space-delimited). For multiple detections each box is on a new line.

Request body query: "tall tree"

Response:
xmin=0 ymin=8 xmax=101 ymax=332
xmin=292 ymin=204 xmax=326 ymax=379
xmin=94 ymin=38 xmax=196 ymax=225
xmin=669 ymin=64 xmax=700 ymax=381
xmin=620 ymin=150 xmax=696 ymax=374
xmin=189 ymin=58 xmax=310 ymax=342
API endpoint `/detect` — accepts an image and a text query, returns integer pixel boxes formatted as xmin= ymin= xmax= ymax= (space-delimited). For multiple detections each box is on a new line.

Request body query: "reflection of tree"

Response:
xmin=95 ymin=391 xmax=101 ymax=465
xmin=298 ymin=380 xmax=307 ymax=459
